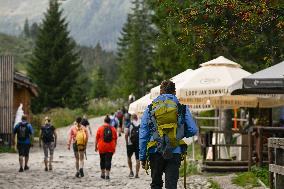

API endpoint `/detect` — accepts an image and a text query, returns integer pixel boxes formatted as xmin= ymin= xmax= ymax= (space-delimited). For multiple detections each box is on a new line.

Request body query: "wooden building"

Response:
xmin=13 ymin=72 xmax=38 ymax=121
xmin=0 ymin=56 xmax=38 ymax=145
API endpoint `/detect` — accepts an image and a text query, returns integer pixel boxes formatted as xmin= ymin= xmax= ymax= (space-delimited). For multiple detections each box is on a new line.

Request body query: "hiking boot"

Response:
xmin=105 ymin=176 xmax=110 ymax=180
xmin=79 ymin=168 xmax=84 ymax=177
xmin=45 ymin=167 xmax=48 ymax=172
xmin=19 ymin=167 xmax=24 ymax=172
xmin=75 ymin=172 xmax=80 ymax=178
xmin=24 ymin=165 xmax=29 ymax=170
xmin=49 ymin=165 xmax=52 ymax=171
xmin=129 ymin=171 xmax=134 ymax=177
xmin=135 ymin=174 xmax=139 ymax=178
xmin=100 ymin=174 xmax=105 ymax=179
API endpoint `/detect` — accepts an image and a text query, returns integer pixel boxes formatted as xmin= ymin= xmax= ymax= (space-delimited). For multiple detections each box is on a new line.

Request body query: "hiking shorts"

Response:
xmin=43 ymin=142 xmax=55 ymax=160
xmin=73 ymin=143 xmax=85 ymax=156
xmin=17 ymin=143 xmax=30 ymax=157
xmin=126 ymin=144 xmax=139 ymax=160
xmin=100 ymin=152 xmax=113 ymax=170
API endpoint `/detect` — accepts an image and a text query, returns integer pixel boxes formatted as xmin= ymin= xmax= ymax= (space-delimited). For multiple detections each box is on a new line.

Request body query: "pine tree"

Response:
xmin=23 ymin=19 xmax=30 ymax=37
xmin=90 ymin=66 xmax=108 ymax=98
xmin=28 ymin=0 xmax=81 ymax=112
xmin=115 ymin=0 xmax=155 ymax=98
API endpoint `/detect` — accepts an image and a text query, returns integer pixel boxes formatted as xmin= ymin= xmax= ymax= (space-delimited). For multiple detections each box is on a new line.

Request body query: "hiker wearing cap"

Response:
xmin=39 ymin=117 xmax=57 ymax=171
xmin=125 ymin=114 xmax=140 ymax=178
xmin=12 ymin=115 xmax=34 ymax=172
xmin=67 ymin=117 xmax=89 ymax=177
xmin=139 ymin=80 xmax=198 ymax=189
xmin=81 ymin=115 xmax=92 ymax=136
xmin=95 ymin=115 xmax=118 ymax=180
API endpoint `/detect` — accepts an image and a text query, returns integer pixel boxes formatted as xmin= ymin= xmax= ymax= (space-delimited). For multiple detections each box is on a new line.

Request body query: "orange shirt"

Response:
xmin=96 ymin=124 xmax=117 ymax=154
xmin=67 ymin=124 xmax=89 ymax=147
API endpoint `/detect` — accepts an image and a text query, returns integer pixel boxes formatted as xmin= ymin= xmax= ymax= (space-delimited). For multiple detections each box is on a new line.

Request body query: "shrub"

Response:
xmin=251 ymin=166 xmax=269 ymax=187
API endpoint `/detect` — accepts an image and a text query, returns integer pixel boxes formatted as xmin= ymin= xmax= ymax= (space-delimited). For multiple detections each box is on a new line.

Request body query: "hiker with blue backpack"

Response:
xmin=95 ymin=115 xmax=117 ymax=180
xmin=139 ymin=80 xmax=198 ymax=189
xmin=125 ymin=114 xmax=140 ymax=178
xmin=39 ymin=116 xmax=57 ymax=171
xmin=12 ymin=115 xmax=34 ymax=172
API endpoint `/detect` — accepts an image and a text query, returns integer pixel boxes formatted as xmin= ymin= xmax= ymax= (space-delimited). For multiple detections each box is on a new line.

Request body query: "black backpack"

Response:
xmin=130 ymin=124 xmax=140 ymax=145
xmin=17 ymin=122 xmax=29 ymax=142
xmin=103 ymin=126 xmax=113 ymax=143
xmin=41 ymin=124 xmax=54 ymax=143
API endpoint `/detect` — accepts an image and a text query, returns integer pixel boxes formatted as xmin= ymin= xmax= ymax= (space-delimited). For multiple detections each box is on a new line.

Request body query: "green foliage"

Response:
xmin=208 ymin=179 xmax=222 ymax=189
xmin=187 ymin=141 xmax=202 ymax=160
xmin=176 ymin=0 xmax=284 ymax=72
xmin=0 ymin=33 xmax=34 ymax=72
xmin=31 ymin=98 xmax=125 ymax=137
xmin=115 ymin=0 xmax=156 ymax=98
xmin=232 ymin=172 xmax=260 ymax=188
xmin=28 ymin=0 xmax=82 ymax=112
xmin=197 ymin=110 xmax=215 ymax=132
xmin=179 ymin=160 xmax=199 ymax=176
xmin=0 ymin=146 xmax=17 ymax=153
xmin=23 ymin=19 xmax=30 ymax=38
xmin=251 ymin=166 xmax=269 ymax=187
xmin=89 ymin=66 xmax=108 ymax=98
xmin=86 ymin=98 xmax=125 ymax=116
xmin=78 ymin=43 xmax=118 ymax=94
xmin=31 ymin=108 xmax=84 ymax=136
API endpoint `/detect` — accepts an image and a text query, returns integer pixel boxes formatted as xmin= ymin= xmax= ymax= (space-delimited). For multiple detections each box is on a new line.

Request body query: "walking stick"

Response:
xmin=183 ymin=155 xmax=187 ymax=189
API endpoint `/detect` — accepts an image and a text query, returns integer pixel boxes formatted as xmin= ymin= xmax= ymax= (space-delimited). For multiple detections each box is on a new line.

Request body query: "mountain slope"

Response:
xmin=0 ymin=0 xmax=132 ymax=50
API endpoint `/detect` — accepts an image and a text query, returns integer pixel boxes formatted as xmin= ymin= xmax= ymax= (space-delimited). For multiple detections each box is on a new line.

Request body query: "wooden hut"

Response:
xmin=13 ymin=72 xmax=38 ymax=121
xmin=0 ymin=56 xmax=38 ymax=145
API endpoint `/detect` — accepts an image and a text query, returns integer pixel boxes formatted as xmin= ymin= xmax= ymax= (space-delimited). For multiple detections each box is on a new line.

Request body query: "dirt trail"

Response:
xmin=0 ymin=117 xmax=266 ymax=189
xmin=0 ymin=117 xmax=173 ymax=189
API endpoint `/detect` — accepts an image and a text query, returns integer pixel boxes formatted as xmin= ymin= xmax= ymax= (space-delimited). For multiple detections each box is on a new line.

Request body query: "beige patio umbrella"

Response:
xmin=150 ymin=69 xmax=193 ymax=99
xmin=128 ymin=94 xmax=152 ymax=115
xmin=177 ymin=56 xmax=252 ymax=106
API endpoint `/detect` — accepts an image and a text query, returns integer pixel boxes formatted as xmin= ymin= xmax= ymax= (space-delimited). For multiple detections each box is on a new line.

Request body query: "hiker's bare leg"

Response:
xmin=79 ymin=151 xmax=84 ymax=169
xmin=128 ymin=157 xmax=133 ymax=172
xmin=44 ymin=159 xmax=48 ymax=169
xmin=101 ymin=169 xmax=105 ymax=176
xmin=106 ymin=170 xmax=110 ymax=177
xmin=24 ymin=155 xmax=29 ymax=167
xmin=136 ymin=159 xmax=140 ymax=176
xmin=19 ymin=156 xmax=23 ymax=168
xmin=49 ymin=155 xmax=53 ymax=169
xmin=75 ymin=153 xmax=79 ymax=171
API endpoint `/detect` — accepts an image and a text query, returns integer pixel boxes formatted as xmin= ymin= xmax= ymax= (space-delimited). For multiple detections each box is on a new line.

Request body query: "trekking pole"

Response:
xmin=183 ymin=154 xmax=187 ymax=189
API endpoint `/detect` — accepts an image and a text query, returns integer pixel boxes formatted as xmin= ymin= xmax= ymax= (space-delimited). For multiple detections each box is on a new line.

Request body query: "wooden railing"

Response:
xmin=201 ymin=130 xmax=248 ymax=161
xmin=268 ymin=138 xmax=284 ymax=189
xmin=248 ymin=127 xmax=284 ymax=169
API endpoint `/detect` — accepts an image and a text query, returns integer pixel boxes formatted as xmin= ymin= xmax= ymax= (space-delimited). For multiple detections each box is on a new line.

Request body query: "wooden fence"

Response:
xmin=268 ymin=138 xmax=284 ymax=189
xmin=0 ymin=55 xmax=14 ymax=145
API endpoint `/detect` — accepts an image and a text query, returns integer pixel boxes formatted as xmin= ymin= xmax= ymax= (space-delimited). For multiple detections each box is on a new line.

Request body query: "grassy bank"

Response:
xmin=31 ymin=98 xmax=125 ymax=136
xmin=179 ymin=142 xmax=202 ymax=176
xmin=232 ymin=166 xmax=269 ymax=188
xmin=0 ymin=146 xmax=16 ymax=153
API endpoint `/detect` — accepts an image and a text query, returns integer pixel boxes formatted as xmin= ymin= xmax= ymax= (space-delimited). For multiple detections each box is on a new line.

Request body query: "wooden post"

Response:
xmin=0 ymin=56 xmax=14 ymax=146
xmin=258 ymin=128 xmax=263 ymax=167
xmin=268 ymin=143 xmax=274 ymax=189
xmin=212 ymin=145 xmax=215 ymax=161
xmin=275 ymin=147 xmax=284 ymax=189
xmin=248 ymin=130 xmax=252 ymax=171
